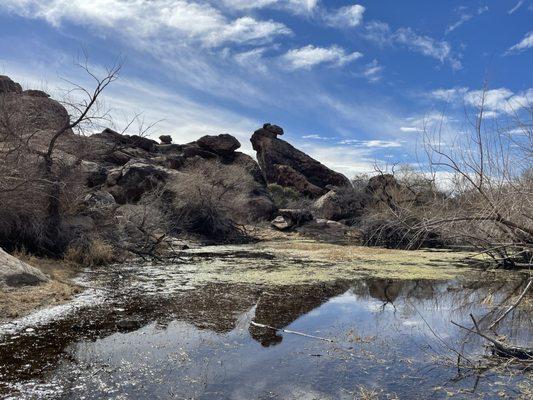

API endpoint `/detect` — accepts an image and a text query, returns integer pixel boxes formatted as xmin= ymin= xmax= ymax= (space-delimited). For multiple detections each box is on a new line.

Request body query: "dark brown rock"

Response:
xmin=197 ymin=134 xmax=240 ymax=155
xmin=251 ymin=124 xmax=350 ymax=197
xmin=0 ymin=75 xmax=22 ymax=94
xmin=159 ymin=135 xmax=172 ymax=144
xmin=22 ymin=90 xmax=50 ymax=98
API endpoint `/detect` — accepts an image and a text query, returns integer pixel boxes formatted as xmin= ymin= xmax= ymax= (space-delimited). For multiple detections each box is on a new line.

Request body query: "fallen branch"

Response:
xmin=488 ymin=278 xmax=532 ymax=332
xmin=250 ymin=321 xmax=334 ymax=343
xmin=451 ymin=314 xmax=533 ymax=360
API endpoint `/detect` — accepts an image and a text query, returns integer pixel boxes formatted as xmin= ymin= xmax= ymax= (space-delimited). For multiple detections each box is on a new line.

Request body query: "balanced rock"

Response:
xmin=251 ymin=124 xmax=350 ymax=197
xmin=197 ymin=134 xmax=240 ymax=155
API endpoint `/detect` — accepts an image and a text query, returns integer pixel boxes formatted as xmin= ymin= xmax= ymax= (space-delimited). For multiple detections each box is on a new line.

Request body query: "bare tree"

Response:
xmin=419 ymin=86 xmax=533 ymax=267
xmin=0 ymin=55 xmax=121 ymax=255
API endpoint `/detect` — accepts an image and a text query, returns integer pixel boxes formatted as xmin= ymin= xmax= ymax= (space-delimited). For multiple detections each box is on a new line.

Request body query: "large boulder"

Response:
xmin=106 ymin=160 xmax=170 ymax=203
xmin=365 ymin=174 xmax=402 ymax=208
xmin=197 ymin=134 xmax=240 ymax=155
xmin=0 ymin=247 xmax=49 ymax=287
xmin=251 ymin=123 xmax=350 ymax=197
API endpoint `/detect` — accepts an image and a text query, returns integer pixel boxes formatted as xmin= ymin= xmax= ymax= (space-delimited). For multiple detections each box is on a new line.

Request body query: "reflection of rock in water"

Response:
xmin=249 ymin=281 xmax=350 ymax=346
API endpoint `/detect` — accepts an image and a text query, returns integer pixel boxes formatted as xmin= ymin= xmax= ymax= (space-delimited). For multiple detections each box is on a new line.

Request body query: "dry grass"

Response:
xmin=64 ymin=237 xmax=116 ymax=266
xmin=0 ymin=253 xmax=82 ymax=323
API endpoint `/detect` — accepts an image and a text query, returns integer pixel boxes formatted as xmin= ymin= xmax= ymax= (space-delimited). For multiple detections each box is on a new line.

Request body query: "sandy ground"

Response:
xmin=0 ymin=256 xmax=81 ymax=324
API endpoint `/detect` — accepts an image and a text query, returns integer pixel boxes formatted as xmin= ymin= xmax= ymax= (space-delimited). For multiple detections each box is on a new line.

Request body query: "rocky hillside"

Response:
xmin=2 ymin=74 xmax=432 ymax=260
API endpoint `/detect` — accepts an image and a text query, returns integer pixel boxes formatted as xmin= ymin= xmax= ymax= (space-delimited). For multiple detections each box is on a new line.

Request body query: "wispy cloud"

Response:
xmin=507 ymin=31 xmax=533 ymax=53
xmin=338 ymin=139 xmax=403 ymax=148
xmin=508 ymin=0 xmax=524 ymax=14
xmin=323 ymin=4 xmax=365 ymax=28
xmin=363 ymin=21 xmax=462 ymax=69
xmin=0 ymin=0 xmax=292 ymax=48
xmin=400 ymin=126 xmax=420 ymax=133
xmin=360 ymin=59 xmax=383 ymax=82
xmin=430 ymin=86 xmax=533 ymax=116
xmin=430 ymin=87 xmax=469 ymax=102
xmin=445 ymin=6 xmax=488 ymax=35
xmin=220 ymin=0 xmax=319 ymax=14
xmin=281 ymin=45 xmax=362 ymax=70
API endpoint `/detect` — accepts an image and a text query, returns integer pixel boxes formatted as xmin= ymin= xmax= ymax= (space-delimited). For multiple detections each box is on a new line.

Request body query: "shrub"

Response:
xmin=267 ymin=184 xmax=301 ymax=209
xmin=64 ymin=237 xmax=116 ymax=266
xmin=168 ymin=161 xmax=255 ymax=241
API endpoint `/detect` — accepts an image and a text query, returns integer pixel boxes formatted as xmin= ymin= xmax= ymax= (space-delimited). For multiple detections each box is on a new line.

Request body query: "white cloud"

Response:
xmin=0 ymin=0 xmax=291 ymax=48
xmin=324 ymin=4 xmax=365 ymax=28
xmin=393 ymin=27 xmax=461 ymax=69
xmin=507 ymin=31 xmax=533 ymax=53
xmin=362 ymin=22 xmax=461 ymax=69
xmin=445 ymin=6 xmax=488 ymax=35
xmin=400 ymin=127 xmax=420 ymax=133
xmin=508 ymin=1 xmax=524 ymax=14
xmin=220 ymin=0 xmax=318 ymax=14
xmin=339 ymin=139 xmax=403 ymax=148
xmin=361 ymin=59 xmax=383 ymax=82
xmin=302 ymin=134 xmax=330 ymax=139
xmin=430 ymin=87 xmax=469 ymax=102
xmin=233 ymin=48 xmax=269 ymax=73
xmin=431 ymin=86 xmax=533 ymax=116
xmin=297 ymin=143 xmax=378 ymax=177
xmin=281 ymin=45 xmax=362 ymax=70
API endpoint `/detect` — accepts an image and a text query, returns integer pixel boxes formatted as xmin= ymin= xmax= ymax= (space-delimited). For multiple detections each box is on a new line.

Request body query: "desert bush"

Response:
xmin=360 ymin=211 xmax=443 ymax=249
xmin=267 ymin=183 xmax=301 ymax=209
xmin=64 ymin=236 xmax=116 ymax=266
xmin=168 ymin=161 xmax=255 ymax=241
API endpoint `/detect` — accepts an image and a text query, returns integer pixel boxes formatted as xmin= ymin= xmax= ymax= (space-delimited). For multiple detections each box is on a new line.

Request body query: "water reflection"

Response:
xmin=0 ymin=263 xmax=531 ymax=399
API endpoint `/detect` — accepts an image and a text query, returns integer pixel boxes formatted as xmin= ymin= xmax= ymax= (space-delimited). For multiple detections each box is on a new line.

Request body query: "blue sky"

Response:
xmin=0 ymin=0 xmax=531 ymax=177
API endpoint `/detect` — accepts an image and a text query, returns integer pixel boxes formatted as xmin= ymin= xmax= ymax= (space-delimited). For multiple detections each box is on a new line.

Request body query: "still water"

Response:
xmin=0 ymin=246 xmax=531 ymax=399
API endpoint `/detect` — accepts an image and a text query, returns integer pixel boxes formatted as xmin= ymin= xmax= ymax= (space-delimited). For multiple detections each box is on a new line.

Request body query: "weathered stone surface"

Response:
xmin=22 ymin=89 xmax=50 ymax=98
xmin=0 ymin=247 xmax=49 ymax=287
xmin=159 ymin=135 xmax=172 ymax=144
xmin=271 ymin=216 xmax=291 ymax=231
xmin=0 ymin=75 xmax=22 ymax=94
xmin=107 ymin=161 xmax=169 ymax=203
xmin=273 ymin=165 xmax=324 ymax=197
xmin=366 ymin=174 xmax=402 ymax=207
xmin=296 ymin=219 xmax=361 ymax=242
xmin=251 ymin=124 xmax=350 ymax=197
xmin=197 ymin=134 xmax=240 ymax=155
xmin=91 ymin=128 xmax=158 ymax=153
xmin=314 ymin=190 xmax=342 ymax=220
xmin=84 ymin=190 xmax=116 ymax=209
xmin=279 ymin=209 xmax=313 ymax=226
xmin=271 ymin=209 xmax=313 ymax=231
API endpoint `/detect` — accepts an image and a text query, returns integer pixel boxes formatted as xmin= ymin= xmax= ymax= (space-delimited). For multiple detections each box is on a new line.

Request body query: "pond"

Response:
xmin=0 ymin=241 xmax=531 ymax=399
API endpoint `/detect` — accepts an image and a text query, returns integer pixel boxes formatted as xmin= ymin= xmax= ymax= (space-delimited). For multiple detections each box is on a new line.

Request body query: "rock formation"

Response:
xmin=251 ymin=123 xmax=350 ymax=197
xmin=0 ymin=247 xmax=49 ymax=287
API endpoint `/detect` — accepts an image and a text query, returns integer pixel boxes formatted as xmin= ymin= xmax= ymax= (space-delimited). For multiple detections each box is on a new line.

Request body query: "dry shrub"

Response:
xmin=168 ymin=161 xmax=255 ymax=240
xmin=64 ymin=237 xmax=116 ymax=266
xmin=267 ymin=183 xmax=300 ymax=209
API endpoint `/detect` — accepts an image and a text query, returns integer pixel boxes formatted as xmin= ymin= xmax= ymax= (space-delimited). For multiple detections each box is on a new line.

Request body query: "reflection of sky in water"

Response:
xmin=1 ymin=271 xmax=531 ymax=399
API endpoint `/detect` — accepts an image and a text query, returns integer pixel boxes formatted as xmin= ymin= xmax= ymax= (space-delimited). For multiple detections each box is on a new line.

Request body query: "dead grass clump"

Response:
xmin=64 ymin=237 xmax=116 ymax=266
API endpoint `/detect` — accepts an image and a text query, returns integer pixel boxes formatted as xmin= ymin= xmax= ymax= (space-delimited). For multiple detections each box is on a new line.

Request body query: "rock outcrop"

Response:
xmin=0 ymin=247 xmax=49 ymax=287
xmin=251 ymin=123 xmax=350 ymax=197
